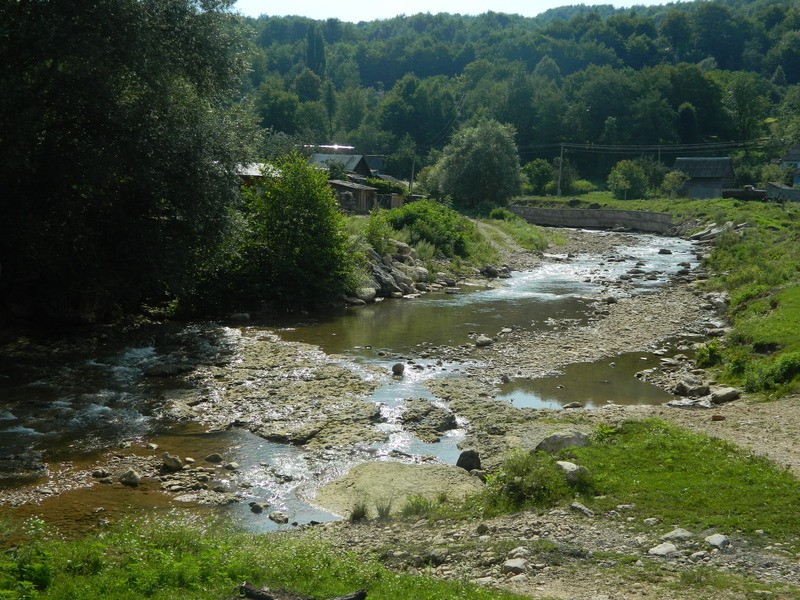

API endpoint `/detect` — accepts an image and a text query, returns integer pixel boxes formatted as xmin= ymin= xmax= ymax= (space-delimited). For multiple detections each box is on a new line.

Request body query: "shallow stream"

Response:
xmin=0 ymin=231 xmax=698 ymax=534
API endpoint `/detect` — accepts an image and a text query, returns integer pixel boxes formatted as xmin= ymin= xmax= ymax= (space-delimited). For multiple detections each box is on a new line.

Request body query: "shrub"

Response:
xmin=385 ymin=200 xmax=476 ymax=258
xmin=349 ymin=500 xmax=369 ymax=523
xmin=488 ymin=207 xmax=519 ymax=221
xmin=608 ymin=160 xmax=648 ymax=200
xmin=480 ymin=450 xmax=571 ymax=512
xmin=695 ymin=339 xmax=722 ymax=368
xmin=364 ymin=208 xmax=393 ymax=256
xmin=570 ymin=179 xmax=596 ymax=195
xmin=194 ymin=152 xmax=357 ymax=311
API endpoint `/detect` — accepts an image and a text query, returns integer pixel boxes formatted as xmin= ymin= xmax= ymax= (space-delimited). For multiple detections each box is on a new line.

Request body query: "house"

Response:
xmin=328 ymin=179 xmax=378 ymax=214
xmin=309 ymin=154 xmax=373 ymax=178
xmin=779 ymin=145 xmax=800 ymax=187
xmin=672 ymin=157 xmax=735 ymax=199
xmin=236 ymin=163 xmax=280 ymax=186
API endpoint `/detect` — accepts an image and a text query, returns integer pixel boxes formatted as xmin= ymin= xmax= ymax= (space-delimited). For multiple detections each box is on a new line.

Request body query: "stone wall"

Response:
xmin=509 ymin=206 xmax=673 ymax=233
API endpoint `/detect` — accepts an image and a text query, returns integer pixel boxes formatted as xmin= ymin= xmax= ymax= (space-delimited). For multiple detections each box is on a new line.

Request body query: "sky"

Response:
xmin=234 ymin=0 xmax=677 ymax=23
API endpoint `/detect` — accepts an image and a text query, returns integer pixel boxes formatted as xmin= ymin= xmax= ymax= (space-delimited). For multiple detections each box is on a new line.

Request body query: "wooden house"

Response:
xmin=673 ymin=157 xmax=735 ymax=199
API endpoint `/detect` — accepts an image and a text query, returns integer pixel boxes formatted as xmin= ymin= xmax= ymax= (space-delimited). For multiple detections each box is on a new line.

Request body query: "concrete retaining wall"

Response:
xmin=509 ymin=206 xmax=673 ymax=234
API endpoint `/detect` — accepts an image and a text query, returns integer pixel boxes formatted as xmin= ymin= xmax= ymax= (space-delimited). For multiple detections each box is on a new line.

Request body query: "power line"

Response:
xmin=518 ymin=138 xmax=772 ymax=156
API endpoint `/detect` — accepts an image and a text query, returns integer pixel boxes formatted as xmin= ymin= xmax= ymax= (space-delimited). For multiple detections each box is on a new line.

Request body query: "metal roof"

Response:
xmin=309 ymin=154 xmax=372 ymax=175
xmin=673 ymin=157 xmax=734 ymax=179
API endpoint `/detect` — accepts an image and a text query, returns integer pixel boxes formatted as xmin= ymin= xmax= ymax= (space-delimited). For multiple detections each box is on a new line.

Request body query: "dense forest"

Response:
xmin=245 ymin=0 xmax=800 ymax=181
xmin=1 ymin=0 xmax=799 ymax=324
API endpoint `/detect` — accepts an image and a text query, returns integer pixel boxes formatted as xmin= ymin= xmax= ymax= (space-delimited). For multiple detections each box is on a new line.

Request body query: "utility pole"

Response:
xmin=557 ymin=143 xmax=564 ymax=197
xmin=409 ymin=153 xmax=416 ymax=194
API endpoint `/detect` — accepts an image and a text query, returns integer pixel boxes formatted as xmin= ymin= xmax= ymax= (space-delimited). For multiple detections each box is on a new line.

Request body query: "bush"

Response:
xmin=571 ymin=179 xmax=597 ymax=195
xmin=488 ymin=207 xmax=519 ymax=221
xmin=608 ymin=160 xmax=648 ymax=200
xmin=194 ymin=152 xmax=357 ymax=311
xmin=695 ymin=339 xmax=722 ymax=368
xmin=385 ymin=200 xmax=477 ymax=258
xmin=364 ymin=208 xmax=394 ymax=256
xmin=479 ymin=450 xmax=571 ymax=512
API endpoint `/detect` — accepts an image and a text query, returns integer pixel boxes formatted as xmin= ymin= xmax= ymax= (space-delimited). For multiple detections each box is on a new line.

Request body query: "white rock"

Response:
xmin=502 ymin=558 xmax=528 ymax=575
xmin=705 ymin=533 xmax=730 ymax=549
xmin=648 ymin=542 xmax=678 ymax=557
xmin=661 ymin=528 xmax=694 ymax=541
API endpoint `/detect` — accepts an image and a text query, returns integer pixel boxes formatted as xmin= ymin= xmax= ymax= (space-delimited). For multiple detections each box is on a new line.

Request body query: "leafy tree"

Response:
xmin=295 ymin=67 xmax=322 ymax=102
xmin=254 ymin=81 xmax=300 ymax=133
xmin=323 ymin=80 xmax=337 ymax=140
xmin=306 ymin=22 xmax=326 ymax=76
xmin=229 ymin=153 xmax=356 ymax=309
xmin=608 ymin=160 xmax=648 ymax=199
xmin=658 ymin=10 xmax=692 ymax=63
xmin=661 ymin=170 xmax=690 ymax=197
xmin=522 ymin=159 xmax=555 ymax=195
xmin=0 ymin=0 xmax=254 ymax=323
xmin=428 ymin=119 xmax=521 ymax=209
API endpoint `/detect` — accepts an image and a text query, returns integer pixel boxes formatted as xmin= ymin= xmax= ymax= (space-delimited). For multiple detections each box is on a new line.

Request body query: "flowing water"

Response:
xmin=0 ymin=231 xmax=698 ymax=534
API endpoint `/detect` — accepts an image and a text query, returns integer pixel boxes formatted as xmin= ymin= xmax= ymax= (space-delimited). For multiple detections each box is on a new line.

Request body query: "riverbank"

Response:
xmin=3 ymin=224 xmax=800 ymax=599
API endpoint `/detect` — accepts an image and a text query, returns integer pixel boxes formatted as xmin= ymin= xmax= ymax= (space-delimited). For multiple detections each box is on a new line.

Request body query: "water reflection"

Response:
xmin=497 ymin=353 xmax=674 ymax=409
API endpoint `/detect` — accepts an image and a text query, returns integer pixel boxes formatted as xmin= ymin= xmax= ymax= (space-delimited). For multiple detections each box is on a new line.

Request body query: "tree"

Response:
xmin=306 ymin=23 xmax=326 ymax=77
xmin=522 ymin=159 xmax=555 ymax=195
xmin=295 ymin=67 xmax=322 ymax=102
xmin=608 ymin=160 xmax=648 ymax=199
xmin=0 ymin=0 xmax=254 ymax=323
xmin=323 ymin=80 xmax=337 ymax=141
xmin=232 ymin=153 xmax=356 ymax=308
xmin=429 ymin=119 xmax=521 ymax=209
xmin=661 ymin=170 xmax=690 ymax=197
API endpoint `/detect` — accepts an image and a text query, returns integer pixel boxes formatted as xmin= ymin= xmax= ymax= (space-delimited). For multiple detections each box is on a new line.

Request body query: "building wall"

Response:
xmin=509 ymin=206 xmax=673 ymax=233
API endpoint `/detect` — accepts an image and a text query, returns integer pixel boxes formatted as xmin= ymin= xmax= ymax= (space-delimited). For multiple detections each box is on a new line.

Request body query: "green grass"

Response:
xmin=567 ymin=420 xmax=800 ymax=550
xmin=0 ymin=514 xmax=529 ymax=600
xmin=480 ymin=217 xmax=549 ymax=252
xmin=514 ymin=195 xmax=800 ymax=396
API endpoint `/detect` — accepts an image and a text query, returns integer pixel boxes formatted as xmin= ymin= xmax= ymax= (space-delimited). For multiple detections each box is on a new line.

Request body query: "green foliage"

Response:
xmin=374 ymin=498 xmax=394 ymax=521
xmin=695 ymin=339 xmax=722 ymax=368
xmin=427 ymin=119 xmax=521 ymax=209
xmin=324 ymin=158 xmax=348 ymax=180
xmin=570 ymin=179 xmax=597 ymax=195
xmin=488 ymin=208 xmax=518 ymax=221
xmin=522 ymin=159 xmax=555 ymax=195
xmin=744 ymin=351 xmax=800 ymax=393
xmin=365 ymin=177 xmax=407 ymax=195
xmin=572 ymin=420 xmax=800 ymax=549
xmin=661 ymin=170 xmax=690 ymax=197
xmin=385 ymin=200 xmax=478 ymax=258
xmin=0 ymin=0 xmax=255 ymax=323
xmin=197 ymin=153 xmax=357 ymax=311
xmin=607 ymin=160 xmax=649 ymax=199
xmin=0 ymin=516 xmax=528 ymax=600
xmin=477 ymin=450 xmax=571 ymax=514
xmin=364 ymin=209 xmax=394 ymax=256
xmin=349 ymin=500 xmax=369 ymax=523
xmin=400 ymin=494 xmax=437 ymax=517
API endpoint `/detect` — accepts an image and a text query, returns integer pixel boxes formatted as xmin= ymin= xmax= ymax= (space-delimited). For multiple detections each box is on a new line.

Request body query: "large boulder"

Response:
xmin=314 ymin=462 xmax=484 ymax=518
xmin=456 ymin=450 xmax=481 ymax=471
xmin=536 ymin=430 xmax=590 ymax=454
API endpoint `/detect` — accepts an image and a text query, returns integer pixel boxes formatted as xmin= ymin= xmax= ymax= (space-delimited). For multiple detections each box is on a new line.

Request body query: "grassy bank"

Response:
xmin=0 ymin=514 xmax=528 ymax=600
xmin=515 ymin=195 xmax=800 ymax=396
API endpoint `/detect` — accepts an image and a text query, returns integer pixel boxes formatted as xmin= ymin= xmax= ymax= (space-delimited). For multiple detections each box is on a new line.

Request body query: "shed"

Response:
xmin=779 ymin=145 xmax=800 ymax=187
xmin=236 ymin=163 xmax=280 ymax=186
xmin=328 ymin=179 xmax=378 ymax=214
xmin=673 ymin=157 xmax=735 ymax=199
xmin=310 ymin=154 xmax=373 ymax=178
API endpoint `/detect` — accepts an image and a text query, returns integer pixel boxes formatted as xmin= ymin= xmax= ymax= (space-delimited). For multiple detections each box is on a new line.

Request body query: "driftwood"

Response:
xmin=239 ymin=583 xmax=367 ymax=600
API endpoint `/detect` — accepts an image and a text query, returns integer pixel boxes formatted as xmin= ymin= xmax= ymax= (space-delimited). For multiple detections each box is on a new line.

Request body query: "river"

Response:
xmin=0 ymin=231 xmax=699 ymax=535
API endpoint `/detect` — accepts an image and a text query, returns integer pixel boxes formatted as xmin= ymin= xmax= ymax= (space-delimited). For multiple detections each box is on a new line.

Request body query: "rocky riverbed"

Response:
xmin=3 ymin=224 xmax=800 ymax=598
